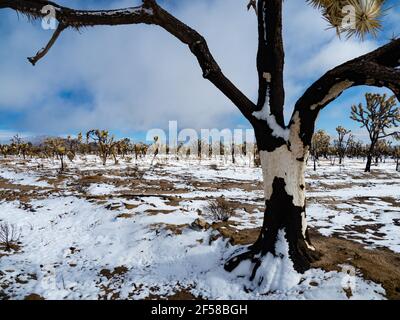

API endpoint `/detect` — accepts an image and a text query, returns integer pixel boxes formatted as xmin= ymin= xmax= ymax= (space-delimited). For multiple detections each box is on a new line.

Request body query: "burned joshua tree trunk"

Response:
xmin=2 ymin=0 xmax=399 ymax=287
xmin=226 ymin=0 xmax=400 ymax=277
xmin=223 ymin=1 xmax=318 ymax=275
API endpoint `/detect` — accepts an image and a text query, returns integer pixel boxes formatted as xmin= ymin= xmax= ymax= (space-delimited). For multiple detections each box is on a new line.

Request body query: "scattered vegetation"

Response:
xmin=0 ymin=222 xmax=22 ymax=252
xmin=0 ymin=131 xmax=399 ymax=172
xmin=86 ymin=130 xmax=120 ymax=166
xmin=44 ymin=138 xmax=71 ymax=172
xmin=0 ymin=99 xmax=399 ymax=174
xmin=204 ymin=198 xmax=235 ymax=222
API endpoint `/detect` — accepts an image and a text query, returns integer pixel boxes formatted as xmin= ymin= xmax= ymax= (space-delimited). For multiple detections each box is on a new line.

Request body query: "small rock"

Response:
xmin=190 ymin=218 xmax=210 ymax=231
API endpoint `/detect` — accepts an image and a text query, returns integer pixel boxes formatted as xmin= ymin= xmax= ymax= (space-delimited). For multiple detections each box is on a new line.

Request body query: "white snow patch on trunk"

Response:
xmin=252 ymin=102 xmax=290 ymax=141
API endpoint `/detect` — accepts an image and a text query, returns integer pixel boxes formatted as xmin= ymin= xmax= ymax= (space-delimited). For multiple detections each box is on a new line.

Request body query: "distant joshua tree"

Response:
xmin=0 ymin=145 xmax=10 ymax=158
xmin=44 ymin=138 xmax=70 ymax=172
xmin=10 ymin=134 xmax=32 ymax=159
xmin=351 ymin=93 xmax=400 ymax=172
xmin=310 ymin=130 xmax=330 ymax=171
xmin=334 ymin=126 xmax=352 ymax=165
xmin=86 ymin=130 xmax=119 ymax=166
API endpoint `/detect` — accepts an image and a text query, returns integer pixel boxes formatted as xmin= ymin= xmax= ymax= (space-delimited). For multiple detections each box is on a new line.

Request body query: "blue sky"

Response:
xmin=0 ymin=0 xmax=399 ymax=143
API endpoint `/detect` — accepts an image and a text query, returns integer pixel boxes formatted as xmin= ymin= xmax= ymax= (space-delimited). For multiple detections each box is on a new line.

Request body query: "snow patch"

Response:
xmin=254 ymin=229 xmax=302 ymax=291
xmin=252 ymin=100 xmax=290 ymax=141
xmin=0 ymin=168 xmax=50 ymax=187
xmin=231 ymin=230 xmax=301 ymax=292
xmin=87 ymin=183 xmax=118 ymax=196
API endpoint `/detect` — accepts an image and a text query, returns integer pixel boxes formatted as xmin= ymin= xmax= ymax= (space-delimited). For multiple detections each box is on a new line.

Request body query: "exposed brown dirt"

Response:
xmin=124 ymin=203 xmax=139 ymax=210
xmin=24 ymin=293 xmax=45 ymax=300
xmin=309 ymin=229 xmax=400 ymax=300
xmin=209 ymin=224 xmax=400 ymax=300
xmin=37 ymin=175 xmax=68 ymax=187
xmin=145 ymin=209 xmax=176 ymax=215
xmin=164 ymin=289 xmax=201 ymax=300
xmin=150 ymin=223 xmax=189 ymax=235
xmin=211 ymin=223 xmax=260 ymax=246
xmin=99 ymin=266 xmax=128 ymax=280
xmin=116 ymin=213 xmax=134 ymax=219
xmin=78 ymin=174 xmax=106 ymax=185
xmin=191 ymin=180 xmax=262 ymax=193
xmin=0 ymin=179 xmax=42 ymax=203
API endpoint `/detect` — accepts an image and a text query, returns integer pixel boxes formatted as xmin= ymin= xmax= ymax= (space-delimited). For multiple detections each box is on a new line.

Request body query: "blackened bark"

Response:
xmin=60 ymin=156 xmax=65 ymax=172
xmin=365 ymin=142 xmax=376 ymax=172
xmin=224 ymin=1 xmax=318 ymax=278
xmin=225 ymin=177 xmax=319 ymax=275
xmin=365 ymin=155 xmax=372 ymax=172
xmin=256 ymin=0 xmax=285 ymax=125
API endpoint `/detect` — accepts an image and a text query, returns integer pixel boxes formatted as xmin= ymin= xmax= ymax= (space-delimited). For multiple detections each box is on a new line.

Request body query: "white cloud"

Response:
xmin=0 ymin=0 xmax=390 ymax=136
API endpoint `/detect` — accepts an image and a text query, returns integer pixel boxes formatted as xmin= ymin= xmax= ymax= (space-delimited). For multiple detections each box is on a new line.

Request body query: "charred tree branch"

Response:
xmin=256 ymin=0 xmax=285 ymax=125
xmin=290 ymin=38 xmax=400 ymax=147
xmin=28 ymin=22 xmax=67 ymax=66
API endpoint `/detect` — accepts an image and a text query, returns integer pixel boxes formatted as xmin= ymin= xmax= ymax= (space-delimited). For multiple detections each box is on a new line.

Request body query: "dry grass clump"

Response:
xmin=0 ymin=222 xmax=22 ymax=252
xmin=204 ymin=197 xmax=235 ymax=222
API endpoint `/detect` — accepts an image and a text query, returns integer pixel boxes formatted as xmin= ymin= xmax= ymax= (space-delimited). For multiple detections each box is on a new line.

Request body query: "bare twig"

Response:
xmin=28 ymin=22 xmax=67 ymax=65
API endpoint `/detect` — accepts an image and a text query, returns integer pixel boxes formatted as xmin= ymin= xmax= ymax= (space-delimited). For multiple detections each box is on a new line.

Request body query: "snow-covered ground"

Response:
xmin=0 ymin=155 xmax=399 ymax=300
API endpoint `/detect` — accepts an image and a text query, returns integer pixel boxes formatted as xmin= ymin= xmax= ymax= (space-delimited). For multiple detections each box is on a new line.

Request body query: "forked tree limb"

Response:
xmin=291 ymin=38 xmax=400 ymax=146
xmin=380 ymin=131 xmax=400 ymax=139
xmin=247 ymin=0 xmax=257 ymax=14
xmin=0 ymin=0 xmax=257 ymax=123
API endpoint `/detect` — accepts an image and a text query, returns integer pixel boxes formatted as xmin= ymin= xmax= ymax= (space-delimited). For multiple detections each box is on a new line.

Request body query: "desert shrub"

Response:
xmin=204 ymin=197 xmax=234 ymax=222
xmin=0 ymin=222 xmax=21 ymax=252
